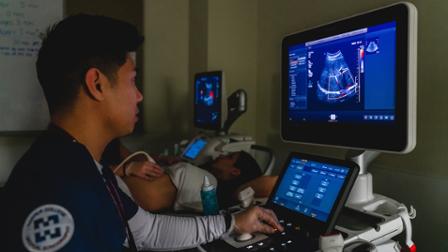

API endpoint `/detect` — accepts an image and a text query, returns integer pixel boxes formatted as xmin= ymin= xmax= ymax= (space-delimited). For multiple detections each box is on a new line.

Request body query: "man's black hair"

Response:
xmin=233 ymin=151 xmax=262 ymax=183
xmin=36 ymin=14 xmax=144 ymax=115
xmin=216 ymin=151 xmax=262 ymax=208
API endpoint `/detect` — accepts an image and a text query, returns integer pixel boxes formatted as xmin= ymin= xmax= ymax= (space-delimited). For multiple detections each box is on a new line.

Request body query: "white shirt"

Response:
xmin=95 ymin=161 xmax=227 ymax=251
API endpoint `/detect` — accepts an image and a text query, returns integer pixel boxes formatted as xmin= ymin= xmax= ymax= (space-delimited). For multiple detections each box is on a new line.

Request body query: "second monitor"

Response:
xmin=194 ymin=71 xmax=225 ymax=131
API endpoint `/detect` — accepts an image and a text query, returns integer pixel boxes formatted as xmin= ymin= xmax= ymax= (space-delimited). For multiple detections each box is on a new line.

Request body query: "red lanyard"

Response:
xmin=102 ymin=174 xmax=138 ymax=252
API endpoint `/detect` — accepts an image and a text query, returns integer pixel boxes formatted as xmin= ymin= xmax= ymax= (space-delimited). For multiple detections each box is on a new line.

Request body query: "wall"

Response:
xmin=255 ymin=0 xmax=448 ymax=250
xmin=142 ymin=0 xmax=192 ymax=154
xmin=206 ymin=0 xmax=258 ymax=136
xmin=142 ymin=0 xmax=259 ymax=153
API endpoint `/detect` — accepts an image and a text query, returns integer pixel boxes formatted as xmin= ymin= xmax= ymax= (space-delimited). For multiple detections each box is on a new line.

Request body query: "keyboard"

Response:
xmin=240 ymin=219 xmax=318 ymax=252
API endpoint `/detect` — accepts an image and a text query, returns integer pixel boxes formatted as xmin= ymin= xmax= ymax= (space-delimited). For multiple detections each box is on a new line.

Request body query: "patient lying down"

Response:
xmin=112 ymin=150 xmax=278 ymax=212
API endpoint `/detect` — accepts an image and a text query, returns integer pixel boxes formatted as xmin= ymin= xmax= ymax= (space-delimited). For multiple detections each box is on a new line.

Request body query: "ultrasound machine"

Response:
xmin=180 ymin=70 xmax=259 ymax=167
xmin=280 ymin=3 xmax=417 ymax=251
xmin=202 ymin=2 xmax=418 ymax=252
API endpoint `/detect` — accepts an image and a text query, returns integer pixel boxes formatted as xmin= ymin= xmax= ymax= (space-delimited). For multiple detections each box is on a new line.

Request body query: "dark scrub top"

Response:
xmin=2 ymin=125 xmax=138 ymax=251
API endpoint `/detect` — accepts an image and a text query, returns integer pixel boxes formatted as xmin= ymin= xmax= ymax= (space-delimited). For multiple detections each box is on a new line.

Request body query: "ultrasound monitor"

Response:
xmin=194 ymin=71 xmax=225 ymax=131
xmin=281 ymin=3 xmax=417 ymax=153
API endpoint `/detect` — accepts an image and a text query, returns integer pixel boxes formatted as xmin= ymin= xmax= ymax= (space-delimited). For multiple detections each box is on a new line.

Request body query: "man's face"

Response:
xmin=210 ymin=152 xmax=241 ymax=181
xmin=104 ymin=53 xmax=143 ymax=137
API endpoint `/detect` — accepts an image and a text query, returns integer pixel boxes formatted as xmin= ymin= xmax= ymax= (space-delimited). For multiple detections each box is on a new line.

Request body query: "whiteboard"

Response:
xmin=0 ymin=0 xmax=63 ymax=132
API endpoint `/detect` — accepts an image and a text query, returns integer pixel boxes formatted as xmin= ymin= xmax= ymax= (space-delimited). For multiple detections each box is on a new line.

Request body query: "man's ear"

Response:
xmin=84 ymin=68 xmax=105 ymax=101
xmin=230 ymin=167 xmax=241 ymax=177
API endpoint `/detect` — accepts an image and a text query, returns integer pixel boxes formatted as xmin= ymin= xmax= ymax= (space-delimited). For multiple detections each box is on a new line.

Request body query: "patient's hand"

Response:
xmin=234 ymin=206 xmax=284 ymax=235
xmin=126 ymin=161 xmax=164 ymax=180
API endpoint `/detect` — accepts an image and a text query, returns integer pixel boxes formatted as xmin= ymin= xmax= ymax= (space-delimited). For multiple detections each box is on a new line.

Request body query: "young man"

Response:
xmin=112 ymin=149 xmax=278 ymax=212
xmin=2 ymin=14 xmax=282 ymax=251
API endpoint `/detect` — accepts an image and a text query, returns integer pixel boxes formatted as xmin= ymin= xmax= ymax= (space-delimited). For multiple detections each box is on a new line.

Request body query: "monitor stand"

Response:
xmin=345 ymin=149 xmax=379 ymax=205
xmin=336 ymin=150 xmax=416 ymax=251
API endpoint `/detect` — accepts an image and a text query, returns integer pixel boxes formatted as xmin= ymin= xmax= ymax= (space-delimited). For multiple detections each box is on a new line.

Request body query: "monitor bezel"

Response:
xmin=266 ymin=152 xmax=359 ymax=235
xmin=281 ymin=3 xmax=415 ymax=152
xmin=193 ymin=71 xmax=224 ymax=131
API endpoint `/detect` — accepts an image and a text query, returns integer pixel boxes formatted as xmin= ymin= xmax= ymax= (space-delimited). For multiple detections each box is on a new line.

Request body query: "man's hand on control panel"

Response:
xmin=234 ymin=206 xmax=284 ymax=235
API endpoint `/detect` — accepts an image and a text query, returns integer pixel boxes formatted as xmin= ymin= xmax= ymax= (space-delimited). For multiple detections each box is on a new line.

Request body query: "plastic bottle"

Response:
xmin=201 ymin=176 xmax=219 ymax=215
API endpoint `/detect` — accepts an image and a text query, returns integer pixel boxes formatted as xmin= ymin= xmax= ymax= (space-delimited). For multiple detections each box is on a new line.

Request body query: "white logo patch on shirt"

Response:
xmin=22 ymin=204 xmax=75 ymax=252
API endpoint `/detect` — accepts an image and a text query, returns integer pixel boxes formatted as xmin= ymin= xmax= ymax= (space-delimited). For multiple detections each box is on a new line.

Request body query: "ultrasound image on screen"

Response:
xmin=195 ymin=74 xmax=221 ymax=128
xmin=199 ymin=83 xmax=216 ymax=107
xmin=287 ymin=22 xmax=396 ymax=123
xmin=309 ymin=40 xmax=363 ymax=110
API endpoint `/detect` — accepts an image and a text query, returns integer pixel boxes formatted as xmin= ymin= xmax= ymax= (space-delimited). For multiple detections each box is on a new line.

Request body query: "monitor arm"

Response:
xmin=346 ymin=149 xmax=380 ymax=175
xmin=345 ymin=150 xmax=380 ymax=205
xmin=220 ymin=89 xmax=247 ymax=135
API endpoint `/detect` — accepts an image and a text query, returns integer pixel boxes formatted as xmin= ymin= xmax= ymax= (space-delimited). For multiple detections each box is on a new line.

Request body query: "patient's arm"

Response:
xmin=122 ymin=174 xmax=177 ymax=212
xmin=109 ymin=141 xmax=176 ymax=212
xmin=125 ymin=160 xmax=164 ymax=180
xmin=236 ymin=175 xmax=278 ymax=199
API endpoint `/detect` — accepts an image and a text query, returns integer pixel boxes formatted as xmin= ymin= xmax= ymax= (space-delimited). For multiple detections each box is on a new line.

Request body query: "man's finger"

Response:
xmin=150 ymin=168 xmax=163 ymax=175
xmin=262 ymin=208 xmax=281 ymax=226
xmin=264 ymin=208 xmax=280 ymax=224
xmin=149 ymin=164 xmax=163 ymax=172
xmin=258 ymin=208 xmax=284 ymax=232
xmin=146 ymin=171 xmax=157 ymax=177
xmin=144 ymin=163 xmax=161 ymax=172
xmin=256 ymin=222 xmax=277 ymax=234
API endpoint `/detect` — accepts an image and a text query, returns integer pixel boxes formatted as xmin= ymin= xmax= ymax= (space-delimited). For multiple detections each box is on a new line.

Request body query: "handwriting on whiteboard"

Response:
xmin=0 ymin=0 xmax=42 ymax=57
